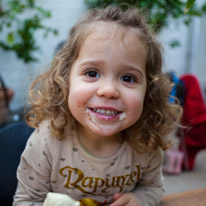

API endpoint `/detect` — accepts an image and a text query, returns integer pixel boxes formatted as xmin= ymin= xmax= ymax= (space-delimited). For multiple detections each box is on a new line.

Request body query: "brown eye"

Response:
xmin=85 ymin=70 xmax=100 ymax=78
xmin=121 ymin=74 xmax=136 ymax=83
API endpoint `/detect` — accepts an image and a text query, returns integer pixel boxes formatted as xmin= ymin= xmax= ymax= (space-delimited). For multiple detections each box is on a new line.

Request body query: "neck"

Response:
xmin=77 ymin=126 xmax=123 ymax=158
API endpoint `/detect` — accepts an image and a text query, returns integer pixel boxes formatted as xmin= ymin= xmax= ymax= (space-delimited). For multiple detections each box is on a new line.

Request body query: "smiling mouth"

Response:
xmin=89 ymin=108 xmax=121 ymax=116
xmin=88 ymin=107 xmax=126 ymax=120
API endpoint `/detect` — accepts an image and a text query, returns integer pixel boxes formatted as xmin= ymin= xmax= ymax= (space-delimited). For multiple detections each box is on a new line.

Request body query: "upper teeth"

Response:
xmin=93 ymin=109 xmax=118 ymax=116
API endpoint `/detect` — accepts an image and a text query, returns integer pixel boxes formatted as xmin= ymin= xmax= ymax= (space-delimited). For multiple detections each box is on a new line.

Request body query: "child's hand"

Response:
xmin=110 ymin=193 xmax=139 ymax=206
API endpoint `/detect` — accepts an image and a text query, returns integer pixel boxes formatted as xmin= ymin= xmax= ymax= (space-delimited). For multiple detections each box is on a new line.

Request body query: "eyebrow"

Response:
xmin=79 ymin=59 xmax=145 ymax=77
xmin=79 ymin=59 xmax=104 ymax=67
xmin=123 ymin=64 xmax=144 ymax=77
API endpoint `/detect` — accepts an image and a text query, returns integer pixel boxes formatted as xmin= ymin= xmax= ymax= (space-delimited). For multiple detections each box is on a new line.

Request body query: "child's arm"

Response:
xmin=13 ymin=121 xmax=53 ymax=206
xmin=111 ymin=148 xmax=164 ymax=206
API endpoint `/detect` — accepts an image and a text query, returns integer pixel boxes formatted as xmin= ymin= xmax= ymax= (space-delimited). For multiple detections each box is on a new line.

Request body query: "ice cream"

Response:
xmin=43 ymin=193 xmax=80 ymax=206
xmin=43 ymin=192 xmax=98 ymax=206
xmin=85 ymin=108 xmax=101 ymax=129
xmin=119 ymin=112 xmax=126 ymax=121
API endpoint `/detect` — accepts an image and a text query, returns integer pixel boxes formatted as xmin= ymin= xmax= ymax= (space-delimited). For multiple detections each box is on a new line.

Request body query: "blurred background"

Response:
xmin=0 ymin=0 xmax=206 ymax=200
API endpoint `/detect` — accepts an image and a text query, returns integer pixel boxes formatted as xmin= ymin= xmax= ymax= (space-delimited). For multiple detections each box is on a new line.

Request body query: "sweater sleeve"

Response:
xmin=132 ymin=148 xmax=164 ymax=206
xmin=13 ymin=122 xmax=53 ymax=206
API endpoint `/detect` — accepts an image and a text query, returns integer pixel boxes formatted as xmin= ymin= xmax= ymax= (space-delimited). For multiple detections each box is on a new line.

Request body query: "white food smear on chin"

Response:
xmin=119 ymin=112 xmax=126 ymax=120
xmin=85 ymin=108 xmax=101 ymax=128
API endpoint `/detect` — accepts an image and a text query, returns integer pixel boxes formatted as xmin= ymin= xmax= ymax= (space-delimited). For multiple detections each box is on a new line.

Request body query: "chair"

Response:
xmin=179 ymin=74 xmax=206 ymax=170
xmin=0 ymin=121 xmax=34 ymax=205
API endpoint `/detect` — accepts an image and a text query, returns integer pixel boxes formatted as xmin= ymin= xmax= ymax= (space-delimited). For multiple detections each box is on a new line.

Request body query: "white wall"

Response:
xmin=0 ymin=0 xmax=205 ymax=111
xmin=191 ymin=16 xmax=206 ymax=91
xmin=0 ymin=0 xmax=86 ymax=111
xmin=158 ymin=20 xmax=190 ymax=75
xmin=159 ymin=15 xmax=206 ymax=96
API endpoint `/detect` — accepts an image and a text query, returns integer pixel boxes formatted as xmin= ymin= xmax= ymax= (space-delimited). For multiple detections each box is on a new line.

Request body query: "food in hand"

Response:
xmin=43 ymin=192 xmax=99 ymax=206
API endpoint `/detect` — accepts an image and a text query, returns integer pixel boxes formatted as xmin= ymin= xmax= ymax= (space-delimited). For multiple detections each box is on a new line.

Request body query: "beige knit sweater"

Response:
xmin=13 ymin=121 xmax=164 ymax=206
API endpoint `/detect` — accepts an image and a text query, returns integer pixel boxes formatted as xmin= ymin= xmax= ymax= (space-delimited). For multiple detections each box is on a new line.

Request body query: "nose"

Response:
xmin=97 ymin=80 xmax=120 ymax=99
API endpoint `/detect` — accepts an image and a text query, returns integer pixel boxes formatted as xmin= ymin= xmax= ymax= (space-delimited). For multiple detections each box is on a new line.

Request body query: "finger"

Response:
xmin=110 ymin=194 xmax=130 ymax=206
xmin=113 ymin=193 xmax=122 ymax=201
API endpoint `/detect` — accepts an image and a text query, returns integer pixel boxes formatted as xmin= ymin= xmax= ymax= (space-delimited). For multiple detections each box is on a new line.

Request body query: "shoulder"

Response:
xmin=130 ymin=146 xmax=163 ymax=165
xmin=28 ymin=120 xmax=74 ymax=151
xmin=146 ymin=148 xmax=164 ymax=168
xmin=149 ymin=148 xmax=163 ymax=158
xmin=22 ymin=120 xmax=74 ymax=165
xmin=29 ymin=120 xmax=53 ymax=141
xmin=24 ymin=120 xmax=57 ymax=154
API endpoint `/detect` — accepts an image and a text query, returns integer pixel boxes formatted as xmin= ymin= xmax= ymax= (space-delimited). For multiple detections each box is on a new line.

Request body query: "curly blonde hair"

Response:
xmin=27 ymin=6 xmax=182 ymax=152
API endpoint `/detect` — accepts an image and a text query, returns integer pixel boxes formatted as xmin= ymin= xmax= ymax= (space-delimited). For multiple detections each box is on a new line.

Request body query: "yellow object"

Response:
xmin=43 ymin=192 xmax=99 ymax=206
xmin=79 ymin=198 xmax=99 ymax=206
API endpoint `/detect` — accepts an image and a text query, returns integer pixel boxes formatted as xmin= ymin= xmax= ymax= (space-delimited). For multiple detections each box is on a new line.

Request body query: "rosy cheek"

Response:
xmin=129 ymin=96 xmax=144 ymax=113
xmin=71 ymin=91 xmax=88 ymax=108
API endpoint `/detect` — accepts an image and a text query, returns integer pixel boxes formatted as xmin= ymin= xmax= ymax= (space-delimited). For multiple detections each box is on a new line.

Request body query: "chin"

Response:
xmin=89 ymin=126 xmax=122 ymax=138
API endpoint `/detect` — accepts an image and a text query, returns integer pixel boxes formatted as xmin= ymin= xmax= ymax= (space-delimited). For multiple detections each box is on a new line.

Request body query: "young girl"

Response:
xmin=13 ymin=6 xmax=181 ymax=206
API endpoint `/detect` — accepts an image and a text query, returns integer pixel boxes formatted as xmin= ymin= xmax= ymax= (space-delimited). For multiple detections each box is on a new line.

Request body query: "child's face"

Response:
xmin=68 ymin=22 xmax=147 ymax=139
